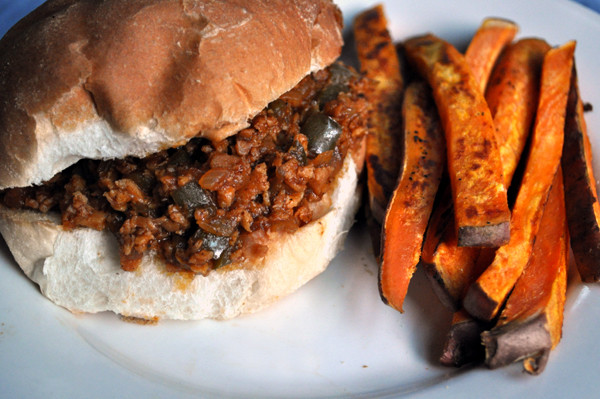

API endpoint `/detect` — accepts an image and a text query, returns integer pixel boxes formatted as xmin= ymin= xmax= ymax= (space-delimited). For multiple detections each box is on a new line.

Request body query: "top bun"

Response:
xmin=0 ymin=0 xmax=343 ymax=189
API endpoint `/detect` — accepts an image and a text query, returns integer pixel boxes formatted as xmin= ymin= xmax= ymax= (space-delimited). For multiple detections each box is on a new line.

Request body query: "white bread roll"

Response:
xmin=0 ymin=156 xmax=359 ymax=320
xmin=0 ymin=0 xmax=365 ymax=320
xmin=0 ymin=0 xmax=343 ymax=189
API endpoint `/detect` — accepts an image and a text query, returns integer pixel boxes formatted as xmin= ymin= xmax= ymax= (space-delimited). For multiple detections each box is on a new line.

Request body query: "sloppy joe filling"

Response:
xmin=1 ymin=63 xmax=370 ymax=275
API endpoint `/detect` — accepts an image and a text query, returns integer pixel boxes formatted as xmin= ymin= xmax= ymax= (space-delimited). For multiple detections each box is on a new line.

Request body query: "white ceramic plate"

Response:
xmin=1 ymin=1 xmax=600 ymax=398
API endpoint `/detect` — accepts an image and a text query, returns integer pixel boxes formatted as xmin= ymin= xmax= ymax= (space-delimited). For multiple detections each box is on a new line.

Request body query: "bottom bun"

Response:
xmin=0 ymin=157 xmax=360 ymax=320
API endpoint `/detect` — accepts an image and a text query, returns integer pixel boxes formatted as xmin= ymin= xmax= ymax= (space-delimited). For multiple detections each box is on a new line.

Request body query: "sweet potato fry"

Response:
xmin=421 ymin=186 xmax=481 ymax=310
xmin=439 ymin=40 xmax=549 ymax=362
xmin=422 ymin=26 xmax=517 ymax=310
xmin=486 ymin=38 xmax=551 ymax=186
xmin=404 ymin=34 xmax=510 ymax=248
xmin=465 ymin=17 xmax=518 ymax=94
xmin=354 ymin=5 xmax=404 ymax=224
xmin=561 ymin=65 xmax=600 ymax=282
xmin=482 ymin=169 xmax=568 ymax=375
xmin=427 ymin=34 xmax=549 ymax=367
xmin=440 ymin=308 xmax=489 ymax=367
xmin=379 ymin=81 xmax=445 ymax=312
xmin=464 ymin=41 xmax=576 ymax=321
xmin=439 ymin=247 xmax=496 ymax=367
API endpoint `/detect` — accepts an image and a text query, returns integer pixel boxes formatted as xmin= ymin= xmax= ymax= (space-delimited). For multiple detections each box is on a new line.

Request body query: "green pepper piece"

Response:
xmin=192 ymin=229 xmax=231 ymax=261
xmin=171 ymin=181 xmax=215 ymax=211
xmin=328 ymin=63 xmax=357 ymax=85
xmin=127 ymin=171 xmax=155 ymax=193
xmin=317 ymin=83 xmax=350 ymax=109
xmin=301 ymin=111 xmax=342 ymax=157
xmin=288 ymin=140 xmax=307 ymax=165
xmin=168 ymin=148 xmax=191 ymax=166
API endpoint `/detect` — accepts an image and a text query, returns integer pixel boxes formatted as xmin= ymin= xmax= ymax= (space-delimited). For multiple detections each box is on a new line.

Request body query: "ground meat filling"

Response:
xmin=1 ymin=63 xmax=370 ymax=275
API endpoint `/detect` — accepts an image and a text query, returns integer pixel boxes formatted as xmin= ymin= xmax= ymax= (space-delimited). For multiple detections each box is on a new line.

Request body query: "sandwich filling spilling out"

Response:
xmin=1 ymin=63 xmax=370 ymax=275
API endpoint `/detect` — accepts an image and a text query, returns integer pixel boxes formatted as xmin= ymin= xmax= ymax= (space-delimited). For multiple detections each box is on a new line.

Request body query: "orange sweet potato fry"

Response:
xmin=404 ymin=34 xmax=510 ymax=248
xmin=561 ymin=65 xmax=600 ymax=282
xmin=354 ymin=5 xmax=404 ymax=224
xmin=486 ymin=38 xmax=551 ymax=186
xmin=482 ymin=169 xmax=568 ymax=375
xmin=464 ymin=41 xmax=576 ymax=321
xmin=465 ymin=17 xmax=518 ymax=94
xmin=422 ymin=24 xmax=519 ymax=311
xmin=438 ymin=40 xmax=549 ymax=357
xmin=421 ymin=185 xmax=481 ymax=310
xmin=379 ymin=81 xmax=445 ymax=313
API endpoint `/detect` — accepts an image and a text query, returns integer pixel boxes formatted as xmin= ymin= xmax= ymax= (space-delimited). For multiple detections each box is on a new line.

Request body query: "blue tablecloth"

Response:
xmin=575 ymin=0 xmax=600 ymax=12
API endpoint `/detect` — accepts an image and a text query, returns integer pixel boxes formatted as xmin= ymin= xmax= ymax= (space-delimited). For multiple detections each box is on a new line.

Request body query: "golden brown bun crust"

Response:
xmin=0 ymin=0 xmax=343 ymax=189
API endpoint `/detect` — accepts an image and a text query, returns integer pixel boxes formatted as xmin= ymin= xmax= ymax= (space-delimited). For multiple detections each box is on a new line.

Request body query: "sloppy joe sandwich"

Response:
xmin=0 ymin=0 xmax=370 ymax=320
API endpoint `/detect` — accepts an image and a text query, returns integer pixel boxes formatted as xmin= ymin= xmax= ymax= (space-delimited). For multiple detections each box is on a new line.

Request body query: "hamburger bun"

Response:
xmin=0 ymin=156 xmax=359 ymax=320
xmin=0 ymin=0 xmax=368 ymax=320
xmin=0 ymin=0 xmax=343 ymax=189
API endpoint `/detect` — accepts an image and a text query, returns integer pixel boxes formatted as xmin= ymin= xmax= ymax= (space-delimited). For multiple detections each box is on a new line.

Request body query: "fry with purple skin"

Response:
xmin=482 ymin=168 xmax=568 ymax=375
xmin=562 ymin=64 xmax=600 ymax=282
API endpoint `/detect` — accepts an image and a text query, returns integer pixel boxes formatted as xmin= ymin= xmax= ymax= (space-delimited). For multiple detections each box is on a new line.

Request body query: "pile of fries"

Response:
xmin=354 ymin=5 xmax=599 ymax=374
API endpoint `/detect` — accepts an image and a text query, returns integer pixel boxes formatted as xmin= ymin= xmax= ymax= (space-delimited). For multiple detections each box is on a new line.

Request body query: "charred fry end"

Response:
xmin=458 ymin=221 xmax=510 ymax=247
xmin=463 ymin=281 xmax=500 ymax=321
xmin=440 ymin=314 xmax=488 ymax=367
xmin=482 ymin=313 xmax=552 ymax=374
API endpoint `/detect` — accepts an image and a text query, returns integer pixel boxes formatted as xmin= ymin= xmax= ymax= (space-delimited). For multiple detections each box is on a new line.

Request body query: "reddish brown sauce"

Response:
xmin=2 ymin=64 xmax=370 ymax=275
xmin=119 ymin=315 xmax=159 ymax=325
